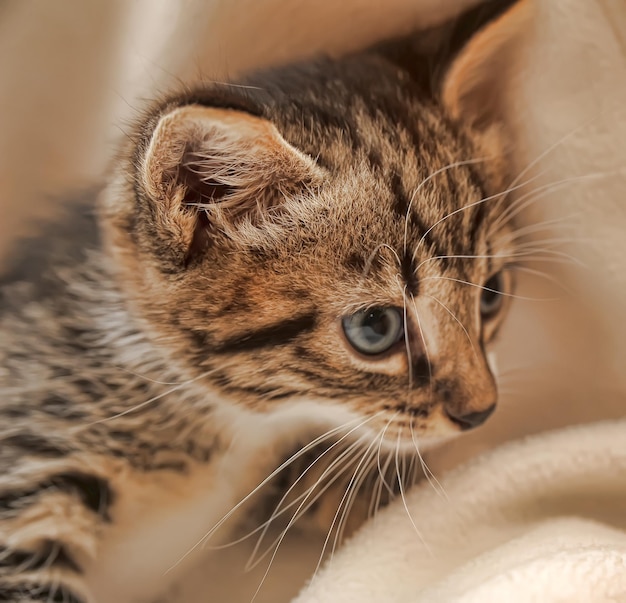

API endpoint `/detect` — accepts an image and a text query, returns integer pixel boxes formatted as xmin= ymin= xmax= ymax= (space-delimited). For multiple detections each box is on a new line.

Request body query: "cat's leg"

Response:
xmin=0 ymin=417 xmax=277 ymax=603
xmin=262 ymin=442 xmax=414 ymax=546
xmin=0 ymin=449 xmax=240 ymax=603
xmin=0 ymin=446 xmax=117 ymax=603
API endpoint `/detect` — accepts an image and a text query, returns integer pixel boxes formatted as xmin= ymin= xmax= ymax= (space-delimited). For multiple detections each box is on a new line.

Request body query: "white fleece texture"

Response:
xmin=294 ymin=419 xmax=626 ymax=603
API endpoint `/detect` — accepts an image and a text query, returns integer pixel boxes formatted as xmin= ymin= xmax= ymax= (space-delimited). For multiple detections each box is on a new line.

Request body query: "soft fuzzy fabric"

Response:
xmin=294 ymin=419 xmax=626 ymax=603
xmin=1 ymin=2 xmax=625 ymax=601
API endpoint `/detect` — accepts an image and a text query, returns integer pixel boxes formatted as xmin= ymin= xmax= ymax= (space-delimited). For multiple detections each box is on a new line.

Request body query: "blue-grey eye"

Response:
xmin=480 ymin=272 xmax=504 ymax=319
xmin=342 ymin=307 xmax=404 ymax=356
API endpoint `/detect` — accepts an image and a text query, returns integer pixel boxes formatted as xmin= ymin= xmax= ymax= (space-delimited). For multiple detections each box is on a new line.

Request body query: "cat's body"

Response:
xmin=0 ymin=2 xmax=529 ymax=601
xmin=0 ymin=207 xmax=377 ymax=601
xmin=1 ymin=209 xmax=269 ymax=601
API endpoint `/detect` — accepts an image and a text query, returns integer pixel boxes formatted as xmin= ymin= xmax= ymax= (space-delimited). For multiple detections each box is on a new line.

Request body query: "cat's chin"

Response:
xmin=238 ymin=397 xmax=461 ymax=456
xmin=359 ymin=426 xmax=462 ymax=456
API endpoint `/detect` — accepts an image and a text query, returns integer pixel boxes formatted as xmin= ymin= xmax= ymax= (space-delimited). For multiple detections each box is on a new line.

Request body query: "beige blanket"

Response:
xmin=294 ymin=419 xmax=626 ymax=602
xmin=1 ymin=1 xmax=625 ymax=601
xmin=1 ymin=0 xmax=624 ymax=438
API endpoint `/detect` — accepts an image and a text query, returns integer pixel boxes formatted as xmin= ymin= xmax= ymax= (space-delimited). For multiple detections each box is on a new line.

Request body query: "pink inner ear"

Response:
xmin=176 ymin=153 xmax=234 ymax=264
xmin=140 ymin=104 xmax=323 ymax=267
xmin=179 ymin=151 xmax=231 ymax=208
xmin=185 ymin=208 xmax=212 ymax=266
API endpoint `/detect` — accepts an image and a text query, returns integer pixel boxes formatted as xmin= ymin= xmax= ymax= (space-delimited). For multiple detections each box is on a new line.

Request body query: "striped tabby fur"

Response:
xmin=0 ymin=1 xmax=528 ymax=601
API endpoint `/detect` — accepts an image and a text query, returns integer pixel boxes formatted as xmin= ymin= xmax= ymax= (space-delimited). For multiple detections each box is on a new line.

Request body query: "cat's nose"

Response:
xmin=445 ymin=404 xmax=496 ymax=430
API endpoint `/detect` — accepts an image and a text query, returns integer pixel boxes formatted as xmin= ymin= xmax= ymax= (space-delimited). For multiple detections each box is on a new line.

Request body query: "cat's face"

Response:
xmin=103 ymin=9 xmax=522 ymax=445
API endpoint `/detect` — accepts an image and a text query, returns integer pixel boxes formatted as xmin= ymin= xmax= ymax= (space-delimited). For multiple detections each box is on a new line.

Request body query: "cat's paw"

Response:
xmin=271 ymin=445 xmax=378 ymax=543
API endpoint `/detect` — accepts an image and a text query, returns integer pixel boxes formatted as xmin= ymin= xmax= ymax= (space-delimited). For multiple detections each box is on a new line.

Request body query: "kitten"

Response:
xmin=0 ymin=1 xmax=529 ymax=602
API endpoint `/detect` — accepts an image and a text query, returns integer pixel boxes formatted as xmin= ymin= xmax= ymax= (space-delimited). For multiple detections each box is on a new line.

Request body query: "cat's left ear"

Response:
xmin=442 ymin=0 xmax=533 ymax=130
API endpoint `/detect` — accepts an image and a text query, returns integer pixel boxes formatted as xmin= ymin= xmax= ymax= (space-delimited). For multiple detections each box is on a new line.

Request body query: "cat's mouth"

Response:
xmin=362 ymin=399 xmax=497 ymax=448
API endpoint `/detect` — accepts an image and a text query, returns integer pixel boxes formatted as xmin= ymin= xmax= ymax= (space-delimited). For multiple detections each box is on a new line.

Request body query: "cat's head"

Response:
xmin=102 ymin=1 xmax=529 ymax=445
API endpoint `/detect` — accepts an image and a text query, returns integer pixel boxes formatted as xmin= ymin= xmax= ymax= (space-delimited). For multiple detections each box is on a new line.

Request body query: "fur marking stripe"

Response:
xmin=212 ymin=313 xmax=317 ymax=353
xmin=0 ymin=472 xmax=114 ymax=520
xmin=0 ymin=542 xmax=82 ymax=575
xmin=0 ymin=584 xmax=85 ymax=602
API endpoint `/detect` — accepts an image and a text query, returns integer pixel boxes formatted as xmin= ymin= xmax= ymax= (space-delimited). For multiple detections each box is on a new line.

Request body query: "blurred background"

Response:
xmin=1 ymin=0 xmax=625 ymax=599
xmin=0 ymin=0 xmax=481 ymax=260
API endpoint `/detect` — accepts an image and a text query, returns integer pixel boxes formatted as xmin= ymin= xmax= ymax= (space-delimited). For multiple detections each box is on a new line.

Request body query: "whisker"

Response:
xmin=405 ymin=443 xmax=419 ymax=489
xmin=310 ymin=434 xmax=383 ymax=584
xmin=506 ymin=110 xmax=613 ymax=192
xmin=377 ymin=444 xmax=396 ymax=508
xmin=403 ymin=157 xmax=493 ymax=255
xmin=419 ymin=275 xmax=560 ymax=302
xmin=511 ymin=265 xmax=575 ymax=295
xmin=412 ymin=171 xmax=547 ymax=261
xmin=505 ymin=235 xmax=593 ymax=249
xmin=249 ymin=435 xmax=375 ymax=601
xmin=372 ymin=436 xmax=396 ymax=520
xmin=208 ymin=443 xmax=363 ymax=553
xmin=367 ymin=438 xmax=385 ymax=520
xmin=491 ymin=169 xmax=624 ymax=234
xmin=245 ymin=423 xmax=377 ymax=566
xmin=503 ymin=248 xmax=586 ymax=268
xmin=245 ymin=434 xmax=369 ymax=572
xmin=498 ymin=216 xmax=579 ymax=240
xmin=376 ymin=413 xmax=399 ymax=499
xmin=413 ymin=236 xmax=584 ymax=271
xmin=395 ymin=426 xmax=432 ymax=554
xmin=115 ymin=366 xmax=183 ymax=386
xmin=332 ymin=452 xmax=377 ymax=558
xmin=164 ymin=414 xmax=376 ymax=574
xmin=409 ymin=294 xmax=433 ymax=404
xmin=362 ymin=243 xmax=402 ymax=278
xmin=409 ymin=418 xmax=448 ymax=501
xmin=85 ymin=368 xmax=219 ymax=426
xmin=425 ymin=294 xmax=477 ymax=361
xmin=244 ymin=417 xmax=382 ymax=563
xmin=401 ymin=285 xmax=413 ymax=391
xmin=415 ymin=252 xmax=531 ymax=272
xmin=512 ymin=235 xmax=588 ymax=249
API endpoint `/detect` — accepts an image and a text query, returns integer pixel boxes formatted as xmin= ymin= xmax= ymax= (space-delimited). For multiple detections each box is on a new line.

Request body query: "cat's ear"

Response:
xmin=137 ymin=104 xmax=321 ymax=265
xmin=441 ymin=0 xmax=532 ymax=129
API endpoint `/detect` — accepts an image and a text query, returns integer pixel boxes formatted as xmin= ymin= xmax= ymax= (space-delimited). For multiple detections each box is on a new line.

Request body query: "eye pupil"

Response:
xmin=342 ymin=307 xmax=404 ymax=356
xmin=364 ymin=310 xmax=390 ymax=338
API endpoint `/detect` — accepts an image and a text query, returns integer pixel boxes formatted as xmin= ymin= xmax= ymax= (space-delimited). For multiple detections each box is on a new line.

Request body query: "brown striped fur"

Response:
xmin=0 ymin=2 xmax=528 ymax=601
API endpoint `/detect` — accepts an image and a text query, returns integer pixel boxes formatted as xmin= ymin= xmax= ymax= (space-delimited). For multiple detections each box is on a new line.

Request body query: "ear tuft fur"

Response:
xmin=138 ymin=105 xmax=321 ymax=265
